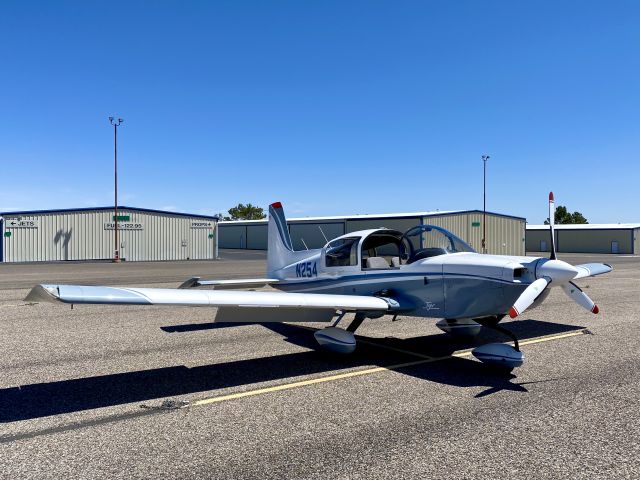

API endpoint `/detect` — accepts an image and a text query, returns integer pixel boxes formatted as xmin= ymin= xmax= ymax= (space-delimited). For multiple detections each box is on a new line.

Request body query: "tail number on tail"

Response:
xmin=296 ymin=261 xmax=318 ymax=278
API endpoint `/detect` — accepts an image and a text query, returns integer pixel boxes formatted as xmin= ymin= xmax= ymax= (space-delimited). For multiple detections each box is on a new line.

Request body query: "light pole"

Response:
xmin=482 ymin=155 xmax=490 ymax=254
xmin=109 ymin=117 xmax=123 ymax=263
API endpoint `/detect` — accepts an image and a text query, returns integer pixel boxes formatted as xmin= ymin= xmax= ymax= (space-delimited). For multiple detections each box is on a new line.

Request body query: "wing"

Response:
xmin=573 ymin=263 xmax=612 ymax=279
xmin=25 ymin=285 xmax=396 ymax=322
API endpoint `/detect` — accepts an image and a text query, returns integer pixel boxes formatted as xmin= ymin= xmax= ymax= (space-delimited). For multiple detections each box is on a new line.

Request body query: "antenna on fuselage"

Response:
xmin=318 ymin=226 xmax=329 ymax=244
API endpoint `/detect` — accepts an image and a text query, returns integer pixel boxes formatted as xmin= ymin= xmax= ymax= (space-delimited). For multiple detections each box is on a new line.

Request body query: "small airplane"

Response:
xmin=26 ymin=193 xmax=611 ymax=370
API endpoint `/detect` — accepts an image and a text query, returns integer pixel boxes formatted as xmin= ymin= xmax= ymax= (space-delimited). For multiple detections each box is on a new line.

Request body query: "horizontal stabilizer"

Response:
xmin=179 ymin=277 xmax=279 ymax=290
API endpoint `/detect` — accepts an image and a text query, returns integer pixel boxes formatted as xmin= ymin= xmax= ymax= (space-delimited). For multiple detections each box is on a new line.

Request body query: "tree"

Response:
xmin=544 ymin=205 xmax=588 ymax=224
xmin=223 ymin=203 xmax=266 ymax=221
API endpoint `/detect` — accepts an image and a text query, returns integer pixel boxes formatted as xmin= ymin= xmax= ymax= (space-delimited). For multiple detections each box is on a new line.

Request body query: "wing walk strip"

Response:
xmin=193 ymin=330 xmax=587 ymax=408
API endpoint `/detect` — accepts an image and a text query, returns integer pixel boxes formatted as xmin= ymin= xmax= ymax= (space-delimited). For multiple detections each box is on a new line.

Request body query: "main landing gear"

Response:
xmin=313 ymin=312 xmax=366 ymax=354
xmin=314 ymin=311 xmax=524 ymax=371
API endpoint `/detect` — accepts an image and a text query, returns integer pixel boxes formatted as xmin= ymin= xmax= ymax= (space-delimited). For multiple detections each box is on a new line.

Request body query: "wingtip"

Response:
xmin=24 ymin=284 xmax=61 ymax=303
xmin=178 ymin=277 xmax=201 ymax=289
xmin=509 ymin=307 xmax=519 ymax=319
xmin=592 ymin=304 xmax=599 ymax=314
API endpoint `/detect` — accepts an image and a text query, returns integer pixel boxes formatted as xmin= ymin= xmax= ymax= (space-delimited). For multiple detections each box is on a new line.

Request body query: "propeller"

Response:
xmin=509 ymin=192 xmax=602 ymax=319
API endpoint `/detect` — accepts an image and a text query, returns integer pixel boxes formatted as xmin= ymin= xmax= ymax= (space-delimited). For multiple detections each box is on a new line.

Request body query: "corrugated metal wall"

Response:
xmin=217 ymin=213 xmax=524 ymax=256
xmin=424 ymin=213 xmax=525 ymax=256
xmin=290 ymin=222 xmax=344 ymax=250
xmin=525 ymin=230 xmax=556 ymax=253
xmin=219 ymin=225 xmax=247 ymax=249
xmin=345 ymin=217 xmax=420 ymax=234
xmin=2 ymin=209 xmax=217 ymax=262
xmin=556 ymin=229 xmax=632 ymax=254
xmin=527 ymin=228 xmax=637 ymax=254
xmin=246 ymin=225 xmax=268 ymax=250
xmin=486 ymin=214 xmax=525 ymax=256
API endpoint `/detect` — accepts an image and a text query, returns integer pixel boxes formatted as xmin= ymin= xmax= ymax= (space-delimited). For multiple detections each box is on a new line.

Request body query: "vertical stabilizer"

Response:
xmin=267 ymin=202 xmax=318 ymax=277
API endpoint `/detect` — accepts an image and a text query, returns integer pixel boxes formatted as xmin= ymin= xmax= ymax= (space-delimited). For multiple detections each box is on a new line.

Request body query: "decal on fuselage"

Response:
xmin=295 ymin=261 xmax=318 ymax=278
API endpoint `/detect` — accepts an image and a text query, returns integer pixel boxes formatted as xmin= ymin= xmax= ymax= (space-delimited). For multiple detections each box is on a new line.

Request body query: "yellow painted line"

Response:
xmin=445 ymin=330 xmax=586 ymax=360
xmin=512 ymin=330 xmax=586 ymax=346
xmin=193 ymin=360 xmax=425 ymax=407
xmin=192 ymin=329 xmax=588 ymax=408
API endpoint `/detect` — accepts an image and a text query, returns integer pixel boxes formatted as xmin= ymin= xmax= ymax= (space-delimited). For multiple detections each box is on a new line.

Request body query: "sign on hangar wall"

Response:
xmin=5 ymin=219 xmax=39 ymax=228
xmin=104 ymin=222 xmax=144 ymax=230
xmin=191 ymin=221 xmax=214 ymax=229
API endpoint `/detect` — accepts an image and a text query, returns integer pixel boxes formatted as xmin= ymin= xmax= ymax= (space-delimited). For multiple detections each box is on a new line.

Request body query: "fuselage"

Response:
xmin=270 ymin=228 xmax=542 ymax=320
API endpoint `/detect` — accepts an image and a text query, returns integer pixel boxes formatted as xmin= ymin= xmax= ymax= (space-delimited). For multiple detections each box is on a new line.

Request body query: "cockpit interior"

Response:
xmin=324 ymin=225 xmax=475 ymax=270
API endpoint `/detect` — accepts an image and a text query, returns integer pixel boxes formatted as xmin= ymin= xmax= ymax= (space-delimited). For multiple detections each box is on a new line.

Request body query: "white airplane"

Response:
xmin=26 ymin=193 xmax=611 ymax=370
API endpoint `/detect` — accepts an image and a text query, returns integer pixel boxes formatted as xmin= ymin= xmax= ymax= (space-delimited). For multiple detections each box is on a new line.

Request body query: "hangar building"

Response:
xmin=219 ymin=210 xmax=526 ymax=256
xmin=526 ymin=224 xmax=640 ymax=254
xmin=0 ymin=207 xmax=219 ymax=263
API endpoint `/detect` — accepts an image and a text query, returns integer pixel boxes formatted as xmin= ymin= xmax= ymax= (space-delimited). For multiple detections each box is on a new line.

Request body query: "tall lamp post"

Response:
xmin=109 ymin=117 xmax=123 ymax=263
xmin=482 ymin=154 xmax=490 ymax=254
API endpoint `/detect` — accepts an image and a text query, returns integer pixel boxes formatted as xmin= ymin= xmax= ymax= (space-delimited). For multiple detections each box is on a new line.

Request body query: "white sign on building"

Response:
xmin=5 ymin=219 xmax=39 ymax=228
xmin=191 ymin=221 xmax=214 ymax=229
xmin=104 ymin=222 xmax=144 ymax=230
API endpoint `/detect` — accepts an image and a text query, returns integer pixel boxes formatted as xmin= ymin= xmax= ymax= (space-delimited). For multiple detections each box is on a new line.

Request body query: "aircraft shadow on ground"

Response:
xmin=0 ymin=320 xmax=583 ymax=422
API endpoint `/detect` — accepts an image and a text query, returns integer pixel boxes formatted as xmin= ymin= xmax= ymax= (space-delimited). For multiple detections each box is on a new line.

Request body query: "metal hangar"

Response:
xmin=219 ymin=210 xmax=526 ymax=256
xmin=0 ymin=207 xmax=219 ymax=262
xmin=526 ymin=224 xmax=640 ymax=255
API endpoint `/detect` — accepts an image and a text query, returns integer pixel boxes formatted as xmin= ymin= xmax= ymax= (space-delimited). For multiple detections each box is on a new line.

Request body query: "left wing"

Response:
xmin=25 ymin=284 xmax=396 ymax=317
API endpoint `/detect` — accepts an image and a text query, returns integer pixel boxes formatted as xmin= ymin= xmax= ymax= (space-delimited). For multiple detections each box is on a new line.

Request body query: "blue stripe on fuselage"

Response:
xmin=275 ymin=271 xmax=521 ymax=291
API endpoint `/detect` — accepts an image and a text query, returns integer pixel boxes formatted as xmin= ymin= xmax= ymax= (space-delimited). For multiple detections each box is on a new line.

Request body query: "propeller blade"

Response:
xmin=561 ymin=281 xmax=599 ymax=314
xmin=548 ymin=191 xmax=557 ymax=260
xmin=509 ymin=277 xmax=550 ymax=318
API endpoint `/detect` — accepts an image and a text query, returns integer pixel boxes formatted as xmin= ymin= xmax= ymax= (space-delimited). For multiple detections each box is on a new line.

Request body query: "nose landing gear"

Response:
xmin=471 ymin=316 xmax=524 ymax=371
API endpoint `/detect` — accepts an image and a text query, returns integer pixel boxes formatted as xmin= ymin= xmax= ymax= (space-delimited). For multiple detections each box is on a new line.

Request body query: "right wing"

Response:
xmin=573 ymin=263 xmax=613 ymax=279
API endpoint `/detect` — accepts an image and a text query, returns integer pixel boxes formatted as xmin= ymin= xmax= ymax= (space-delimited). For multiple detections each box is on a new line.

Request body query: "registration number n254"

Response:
xmin=295 ymin=261 xmax=317 ymax=278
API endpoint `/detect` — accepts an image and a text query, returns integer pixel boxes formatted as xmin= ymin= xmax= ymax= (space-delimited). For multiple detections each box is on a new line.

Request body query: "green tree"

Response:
xmin=544 ymin=205 xmax=588 ymax=224
xmin=223 ymin=203 xmax=266 ymax=221
xmin=568 ymin=211 xmax=588 ymax=224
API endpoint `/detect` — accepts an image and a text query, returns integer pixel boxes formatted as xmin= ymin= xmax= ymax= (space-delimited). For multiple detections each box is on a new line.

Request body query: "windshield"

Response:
xmin=325 ymin=237 xmax=360 ymax=267
xmin=401 ymin=225 xmax=475 ymax=262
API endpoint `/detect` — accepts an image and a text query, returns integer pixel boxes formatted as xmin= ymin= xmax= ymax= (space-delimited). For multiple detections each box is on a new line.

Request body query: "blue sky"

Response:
xmin=1 ymin=1 xmax=638 ymax=223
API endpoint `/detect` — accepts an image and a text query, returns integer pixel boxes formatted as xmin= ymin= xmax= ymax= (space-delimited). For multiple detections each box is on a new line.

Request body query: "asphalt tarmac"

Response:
xmin=1 ymin=250 xmax=638 ymax=479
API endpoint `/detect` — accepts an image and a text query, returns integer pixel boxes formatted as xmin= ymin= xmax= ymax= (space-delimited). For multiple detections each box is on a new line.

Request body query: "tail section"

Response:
xmin=267 ymin=202 xmax=319 ymax=277
xmin=269 ymin=202 xmax=294 ymax=251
